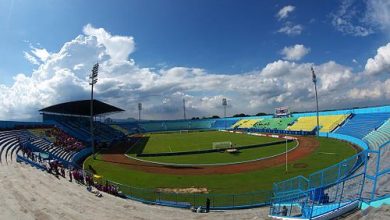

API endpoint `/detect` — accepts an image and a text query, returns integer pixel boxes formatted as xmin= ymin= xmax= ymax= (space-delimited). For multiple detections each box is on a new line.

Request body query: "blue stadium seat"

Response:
xmin=335 ymin=113 xmax=390 ymax=139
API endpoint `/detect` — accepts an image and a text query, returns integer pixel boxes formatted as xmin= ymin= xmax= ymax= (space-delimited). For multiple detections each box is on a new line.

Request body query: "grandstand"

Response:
xmin=0 ymin=130 xmax=28 ymax=164
xmin=287 ymin=114 xmax=349 ymax=132
xmin=40 ymin=100 xmax=126 ymax=144
xmin=335 ymin=113 xmax=390 ymax=139
xmin=231 ymin=119 xmax=261 ymax=129
xmin=363 ymin=119 xmax=390 ymax=150
xmin=211 ymin=118 xmax=240 ymax=129
xmin=253 ymin=117 xmax=297 ymax=130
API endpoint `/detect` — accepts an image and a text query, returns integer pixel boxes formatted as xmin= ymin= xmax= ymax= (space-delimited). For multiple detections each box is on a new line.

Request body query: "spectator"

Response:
xmin=205 ymin=198 xmax=210 ymax=213
xmin=281 ymin=206 xmax=288 ymax=216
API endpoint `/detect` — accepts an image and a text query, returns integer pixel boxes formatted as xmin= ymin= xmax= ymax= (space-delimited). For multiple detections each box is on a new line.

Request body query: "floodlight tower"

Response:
xmin=90 ymin=63 xmax=99 ymax=159
xmin=222 ymin=98 xmax=227 ymax=129
xmin=138 ymin=103 xmax=142 ymax=121
xmin=311 ymin=67 xmax=320 ymax=137
xmin=183 ymin=98 xmax=187 ymax=120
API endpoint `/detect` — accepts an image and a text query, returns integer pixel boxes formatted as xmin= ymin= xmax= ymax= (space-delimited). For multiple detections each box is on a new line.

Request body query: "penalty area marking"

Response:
xmin=123 ymin=139 xmax=300 ymax=167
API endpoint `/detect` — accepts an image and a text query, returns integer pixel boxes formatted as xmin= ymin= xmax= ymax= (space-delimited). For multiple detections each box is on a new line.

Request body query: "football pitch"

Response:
xmin=85 ymin=136 xmax=358 ymax=195
xmin=126 ymin=131 xmax=296 ymax=164
xmin=135 ymin=131 xmax=281 ymax=153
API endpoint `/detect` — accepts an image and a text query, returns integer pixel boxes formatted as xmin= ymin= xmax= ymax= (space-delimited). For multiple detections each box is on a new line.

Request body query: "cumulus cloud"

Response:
xmin=365 ymin=0 xmax=390 ymax=34
xmin=281 ymin=44 xmax=310 ymax=61
xmin=330 ymin=0 xmax=390 ymax=36
xmin=83 ymin=24 xmax=135 ymax=62
xmin=277 ymin=23 xmax=303 ymax=36
xmin=365 ymin=42 xmax=390 ymax=75
xmin=31 ymin=47 xmax=50 ymax=62
xmin=1 ymin=24 xmax=390 ymax=120
xmin=277 ymin=5 xmax=295 ymax=20
xmin=24 ymin=52 xmax=40 ymax=65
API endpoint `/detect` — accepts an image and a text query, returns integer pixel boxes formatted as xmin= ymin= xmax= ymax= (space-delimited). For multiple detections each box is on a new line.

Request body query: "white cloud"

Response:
xmin=2 ymin=25 xmax=390 ymax=120
xmin=281 ymin=44 xmax=310 ymax=61
xmin=24 ymin=52 xmax=40 ymax=65
xmin=278 ymin=23 xmax=303 ymax=36
xmin=365 ymin=43 xmax=390 ymax=75
xmin=31 ymin=47 xmax=50 ymax=62
xmin=83 ymin=24 xmax=135 ymax=62
xmin=365 ymin=0 xmax=390 ymax=34
xmin=277 ymin=5 xmax=295 ymax=20
xmin=330 ymin=0 xmax=390 ymax=36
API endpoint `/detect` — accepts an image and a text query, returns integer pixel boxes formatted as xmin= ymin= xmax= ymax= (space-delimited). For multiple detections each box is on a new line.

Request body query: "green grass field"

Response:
xmin=85 ymin=136 xmax=357 ymax=194
xmin=135 ymin=131 xmax=280 ymax=153
xmin=127 ymin=131 xmax=296 ymax=164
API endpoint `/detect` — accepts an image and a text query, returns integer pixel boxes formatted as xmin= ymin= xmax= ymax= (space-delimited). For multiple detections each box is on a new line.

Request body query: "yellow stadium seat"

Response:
xmin=287 ymin=115 xmax=349 ymax=132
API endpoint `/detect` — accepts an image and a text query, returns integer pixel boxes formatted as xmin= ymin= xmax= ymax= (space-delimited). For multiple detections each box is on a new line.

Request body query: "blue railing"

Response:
xmin=270 ymin=173 xmax=365 ymax=219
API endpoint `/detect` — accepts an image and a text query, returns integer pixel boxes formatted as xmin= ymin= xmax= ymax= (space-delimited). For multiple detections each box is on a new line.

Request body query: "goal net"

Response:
xmin=179 ymin=130 xmax=190 ymax=134
xmin=212 ymin=141 xmax=232 ymax=149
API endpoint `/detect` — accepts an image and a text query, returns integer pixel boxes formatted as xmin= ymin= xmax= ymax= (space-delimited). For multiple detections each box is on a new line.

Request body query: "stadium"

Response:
xmin=1 ymin=1 xmax=390 ymax=220
xmin=0 ymin=96 xmax=389 ymax=219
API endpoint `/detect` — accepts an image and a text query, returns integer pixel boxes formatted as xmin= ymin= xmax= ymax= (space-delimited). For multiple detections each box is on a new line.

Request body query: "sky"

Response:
xmin=0 ymin=0 xmax=390 ymax=121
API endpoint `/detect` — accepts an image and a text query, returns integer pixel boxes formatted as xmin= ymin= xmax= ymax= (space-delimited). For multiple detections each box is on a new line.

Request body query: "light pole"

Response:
xmin=183 ymin=98 xmax=186 ymax=120
xmin=222 ymin=98 xmax=227 ymax=130
xmin=138 ymin=103 xmax=142 ymax=121
xmin=311 ymin=67 xmax=320 ymax=136
xmin=90 ymin=63 xmax=99 ymax=159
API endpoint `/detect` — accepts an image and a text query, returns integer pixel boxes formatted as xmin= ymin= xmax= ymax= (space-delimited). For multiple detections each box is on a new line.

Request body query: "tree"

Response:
xmin=233 ymin=113 xmax=249 ymax=117
xmin=211 ymin=115 xmax=220 ymax=119
xmin=255 ymin=112 xmax=267 ymax=116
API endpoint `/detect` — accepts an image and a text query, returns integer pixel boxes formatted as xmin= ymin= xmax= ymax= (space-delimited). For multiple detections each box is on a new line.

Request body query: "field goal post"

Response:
xmin=212 ymin=141 xmax=232 ymax=149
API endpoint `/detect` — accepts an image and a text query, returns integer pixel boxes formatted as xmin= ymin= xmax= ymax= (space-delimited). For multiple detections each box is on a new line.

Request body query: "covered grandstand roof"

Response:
xmin=39 ymin=100 xmax=124 ymax=116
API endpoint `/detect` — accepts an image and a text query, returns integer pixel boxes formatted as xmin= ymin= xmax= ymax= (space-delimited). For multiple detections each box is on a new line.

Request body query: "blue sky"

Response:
xmin=0 ymin=0 xmax=390 ymax=120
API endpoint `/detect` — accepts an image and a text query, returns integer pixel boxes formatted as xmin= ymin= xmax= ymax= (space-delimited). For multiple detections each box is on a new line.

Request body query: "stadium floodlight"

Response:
xmin=90 ymin=63 xmax=99 ymax=159
xmin=138 ymin=103 xmax=142 ymax=121
xmin=222 ymin=98 xmax=227 ymax=129
xmin=183 ymin=98 xmax=186 ymax=120
xmin=311 ymin=67 xmax=320 ymax=136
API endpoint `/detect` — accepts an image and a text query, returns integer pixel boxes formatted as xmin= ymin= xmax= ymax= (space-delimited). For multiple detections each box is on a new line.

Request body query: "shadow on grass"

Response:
xmin=93 ymin=157 xmax=204 ymax=169
xmin=99 ymin=136 xmax=149 ymax=155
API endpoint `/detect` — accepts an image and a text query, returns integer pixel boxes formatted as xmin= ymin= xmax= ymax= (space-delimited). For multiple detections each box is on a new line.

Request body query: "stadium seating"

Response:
xmin=363 ymin=119 xmax=390 ymax=150
xmin=287 ymin=115 xmax=349 ymax=132
xmin=139 ymin=122 xmax=167 ymax=132
xmin=138 ymin=120 xmax=215 ymax=132
xmin=48 ymin=115 xmax=124 ymax=143
xmin=231 ymin=119 xmax=262 ymax=129
xmin=0 ymin=130 xmax=29 ymax=164
xmin=185 ymin=120 xmax=214 ymax=130
xmin=211 ymin=119 xmax=240 ymax=129
xmin=335 ymin=113 xmax=390 ymax=139
xmin=253 ymin=117 xmax=297 ymax=130
xmin=28 ymin=137 xmax=76 ymax=162
xmin=318 ymin=114 xmax=350 ymax=132
xmin=112 ymin=122 xmax=141 ymax=134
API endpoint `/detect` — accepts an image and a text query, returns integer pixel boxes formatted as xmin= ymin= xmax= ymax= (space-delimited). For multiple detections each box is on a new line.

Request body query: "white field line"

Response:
xmin=123 ymin=139 xmax=300 ymax=167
